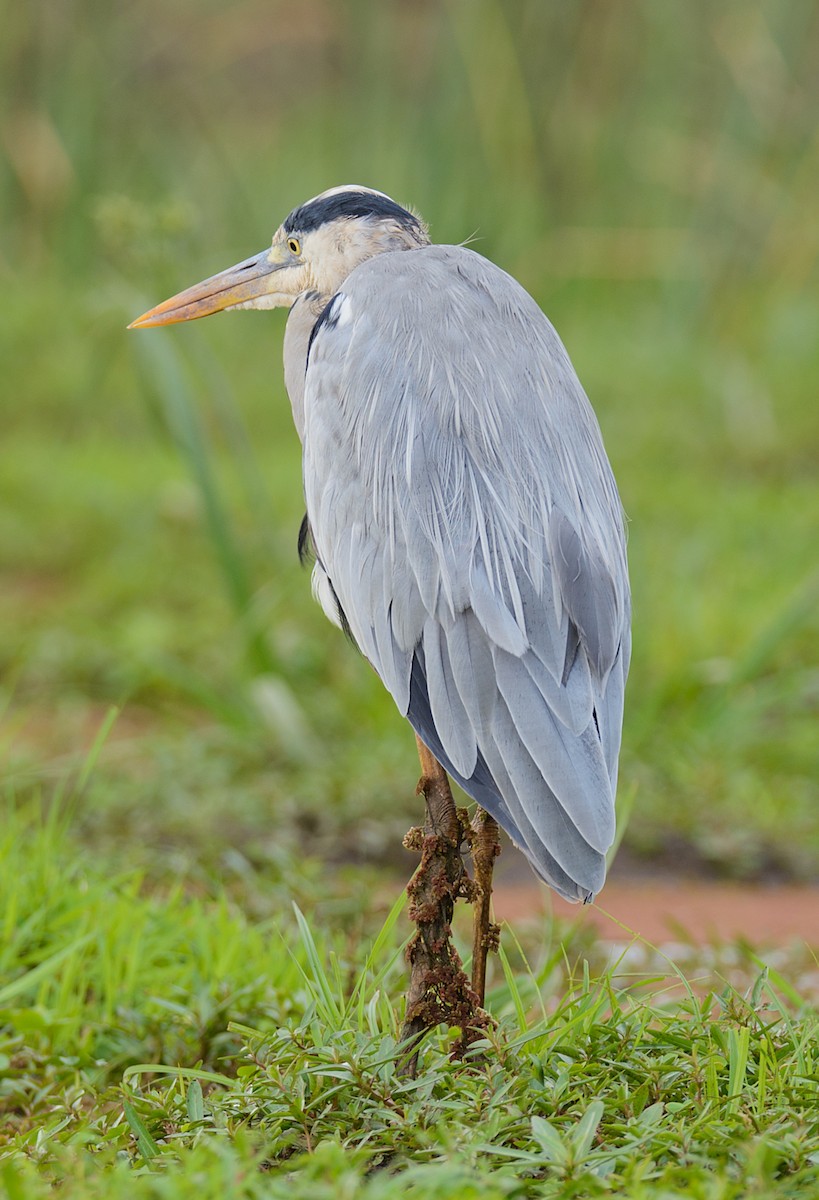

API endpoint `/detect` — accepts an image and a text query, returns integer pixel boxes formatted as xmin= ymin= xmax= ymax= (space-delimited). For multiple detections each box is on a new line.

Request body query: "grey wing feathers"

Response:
xmin=300 ymin=245 xmax=630 ymax=902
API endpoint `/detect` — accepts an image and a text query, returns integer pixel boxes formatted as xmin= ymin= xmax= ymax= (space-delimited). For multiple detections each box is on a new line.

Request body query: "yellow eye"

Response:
xmin=287 ymin=237 xmax=301 ymax=256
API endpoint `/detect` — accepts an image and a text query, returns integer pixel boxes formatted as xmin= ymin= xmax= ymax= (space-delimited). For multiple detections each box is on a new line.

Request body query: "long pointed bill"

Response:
xmin=128 ymin=246 xmax=291 ymax=329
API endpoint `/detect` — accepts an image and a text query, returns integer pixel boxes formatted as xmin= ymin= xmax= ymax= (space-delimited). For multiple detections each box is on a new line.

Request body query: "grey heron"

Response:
xmin=130 ymin=185 xmax=630 ymax=1044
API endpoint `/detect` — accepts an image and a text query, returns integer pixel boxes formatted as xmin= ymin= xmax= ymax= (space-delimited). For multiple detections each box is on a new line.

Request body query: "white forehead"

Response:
xmin=308 ymin=184 xmax=392 ymax=204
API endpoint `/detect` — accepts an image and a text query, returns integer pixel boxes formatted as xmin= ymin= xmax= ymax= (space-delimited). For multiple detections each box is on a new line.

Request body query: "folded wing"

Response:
xmin=301 ymin=245 xmax=630 ymax=901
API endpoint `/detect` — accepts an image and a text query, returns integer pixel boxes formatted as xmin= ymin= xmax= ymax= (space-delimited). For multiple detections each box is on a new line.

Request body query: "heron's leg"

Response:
xmin=470 ymin=808 xmax=501 ymax=1005
xmin=412 ymin=736 xmax=463 ymax=847
xmin=399 ymin=736 xmax=489 ymax=1074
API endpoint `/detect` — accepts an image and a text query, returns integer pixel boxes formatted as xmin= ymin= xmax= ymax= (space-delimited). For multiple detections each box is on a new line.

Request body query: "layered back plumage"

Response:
xmin=290 ymin=241 xmax=630 ymax=901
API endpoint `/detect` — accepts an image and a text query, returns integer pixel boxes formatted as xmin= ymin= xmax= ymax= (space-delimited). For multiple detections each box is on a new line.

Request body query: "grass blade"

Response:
xmin=186 ymin=1079 xmax=204 ymax=1122
xmin=291 ymin=903 xmax=343 ymax=1025
xmin=0 ymin=934 xmax=93 ymax=1006
xmin=76 ymin=705 xmax=120 ymax=794
xmin=572 ymin=1099 xmax=605 ymax=1159
xmin=123 ymin=1064 xmax=239 ymax=1090
xmin=123 ymin=1097 xmax=160 ymax=1160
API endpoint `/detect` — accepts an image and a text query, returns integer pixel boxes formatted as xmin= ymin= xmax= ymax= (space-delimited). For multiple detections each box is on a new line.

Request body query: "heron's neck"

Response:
xmin=283 ymin=291 xmax=327 ymax=440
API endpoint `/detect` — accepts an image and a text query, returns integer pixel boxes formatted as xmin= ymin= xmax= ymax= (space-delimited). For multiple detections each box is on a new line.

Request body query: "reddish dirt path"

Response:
xmin=492 ymin=881 xmax=819 ymax=945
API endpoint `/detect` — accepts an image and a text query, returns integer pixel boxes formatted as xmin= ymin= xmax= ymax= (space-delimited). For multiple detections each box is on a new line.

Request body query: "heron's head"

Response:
xmin=129 ymin=185 xmax=428 ymax=329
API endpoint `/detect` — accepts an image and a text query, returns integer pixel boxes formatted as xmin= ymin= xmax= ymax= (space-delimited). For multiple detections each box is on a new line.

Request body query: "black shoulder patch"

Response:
xmin=306 ymin=294 xmax=342 ymax=371
xmin=328 ymin=579 xmax=356 ymax=647
xmin=297 ymin=513 xmax=313 ymax=565
xmin=284 ymin=190 xmax=421 ymax=236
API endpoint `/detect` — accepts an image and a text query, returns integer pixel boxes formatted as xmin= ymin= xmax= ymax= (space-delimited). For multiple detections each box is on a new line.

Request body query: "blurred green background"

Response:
xmin=2 ymin=0 xmax=818 ymax=885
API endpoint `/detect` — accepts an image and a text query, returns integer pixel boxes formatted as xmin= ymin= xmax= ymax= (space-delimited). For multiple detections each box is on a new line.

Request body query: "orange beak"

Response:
xmin=128 ymin=247 xmax=290 ymax=329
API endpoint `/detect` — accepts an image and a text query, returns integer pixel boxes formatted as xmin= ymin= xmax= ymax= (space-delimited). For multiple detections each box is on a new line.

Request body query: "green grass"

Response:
xmin=1 ymin=798 xmax=819 ymax=1198
xmin=2 ymin=1 xmax=819 ymax=1194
